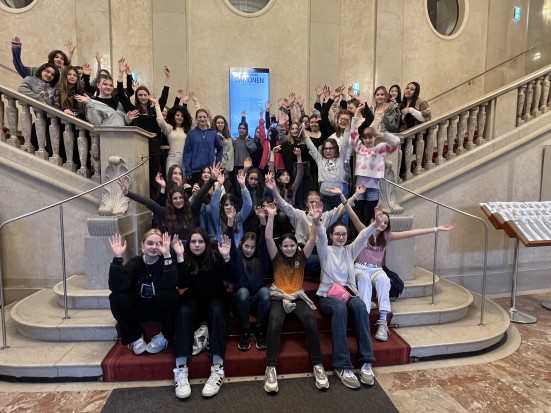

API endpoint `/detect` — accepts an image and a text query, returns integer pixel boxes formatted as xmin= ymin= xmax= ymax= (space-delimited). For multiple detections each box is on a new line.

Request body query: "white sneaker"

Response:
xmin=375 ymin=319 xmax=389 ymax=341
xmin=174 ymin=366 xmax=191 ymax=399
xmin=146 ymin=332 xmax=168 ymax=354
xmin=360 ymin=363 xmax=375 ymax=386
xmin=192 ymin=325 xmax=209 ymax=355
xmin=336 ymin=368 xmax=361 ymax=389
xmin=313 ymin=364 xmax=329 ymax=390
xmin=129 ymin=336 xmax=146 ymax=355
xmin=202 ymin=364 xmax=224 ymax=398
xmin=264 ymin=366 xmax=278 ymax=393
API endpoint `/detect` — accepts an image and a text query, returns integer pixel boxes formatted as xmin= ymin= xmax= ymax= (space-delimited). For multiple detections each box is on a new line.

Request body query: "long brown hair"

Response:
xmin=368 ymin=212 xmax=391 ymax=249
xmin=134 ymin=85 xmax=155 ymax=115
xmin=60 ymin=66 xmax=85 ymax=113
xmin=219 ymin=193 xmax=238 ymax=234
xmin=164 ymin=188 xmax=191 ymax=229
xmin=239 ymin=232 xmax=261 ymax=279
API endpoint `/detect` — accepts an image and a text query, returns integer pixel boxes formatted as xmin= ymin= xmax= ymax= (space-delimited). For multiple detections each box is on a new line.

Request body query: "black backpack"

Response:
xmin=383 ymin=266 xmax=404 ymax=298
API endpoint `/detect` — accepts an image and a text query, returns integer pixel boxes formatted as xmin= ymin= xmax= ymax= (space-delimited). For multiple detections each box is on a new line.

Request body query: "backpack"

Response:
xmin=382 ymin=105 xmax=401 ymax=133
xmin=383 ymin=266 xmax=404 ymax=298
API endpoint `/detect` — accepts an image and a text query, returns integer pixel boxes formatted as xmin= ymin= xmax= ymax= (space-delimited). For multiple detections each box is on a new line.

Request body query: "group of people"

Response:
xmin=12 ymin=39 xmax=452 ymax=400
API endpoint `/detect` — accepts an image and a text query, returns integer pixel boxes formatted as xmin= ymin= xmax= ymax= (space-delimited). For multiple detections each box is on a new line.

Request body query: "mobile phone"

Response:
xmin=353 ymin=82 xmax=360 ymax=96
xmin=298 ymin=122 xmax=305 ymax=137
xmin=271 ymin=122 xmax=278 ymax=129
xmin=131 ymin=72 xmax=138 ymax=83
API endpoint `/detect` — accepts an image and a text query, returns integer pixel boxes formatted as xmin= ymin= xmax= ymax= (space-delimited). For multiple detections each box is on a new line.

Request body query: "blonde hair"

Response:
xmin=142 ymin=228 xmax=162 ymax=242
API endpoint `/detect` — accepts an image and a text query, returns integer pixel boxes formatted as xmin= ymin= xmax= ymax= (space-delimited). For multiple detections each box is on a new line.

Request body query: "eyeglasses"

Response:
xmin=323 ymin=147 xmax=336 ymax=151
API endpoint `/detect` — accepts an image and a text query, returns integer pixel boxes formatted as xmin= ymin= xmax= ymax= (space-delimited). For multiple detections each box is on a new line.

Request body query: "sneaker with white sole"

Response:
xmin=360 ymin=363 xmax=375 ymax=386
xmin=336 ymin=368 xmax=361 ymax=389
xmin=202 ymin=364 xmax=224 ymax=398
xmin=264 ymin=366 xmax=278 ymax=393
xmin=174 ymin=366 xmax=191 ymax=399
xmin=375 ymin=319 xmax=389 ymax=342
xmin=313 ymin=364 xmax=329 ymax=390
xmin=192 ymin=325 xmax=209 ymax=356
xmin=146 ymin=332 xmax=168 ymax=353
xmin=129 ymin=336 xmax=146 ymax=355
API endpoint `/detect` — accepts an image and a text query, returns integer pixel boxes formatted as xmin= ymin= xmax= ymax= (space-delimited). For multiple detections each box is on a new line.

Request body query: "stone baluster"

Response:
xmin=476 ymin=103 xmax=488 ymax=145
xmin=0 ymin=92 xmax=5 ymax=142
xmin=446 ymin=116 xmax=458 ymax=160
xmin=531 ymin=77 xmax=542 ymax=118
xmin=6 ymin=97 xmax=20 ymax=148
xmin=541 ymin=75 xmax=550 ymax=114
xmin=435 ymin=122 xmax=447 ymax=165
xmin=90 ymin=132 xmax=101 ymax=183
xmin=61 ymin=120 xmax=76 ymax=171
xmin=516 ymin=85 xmax=526 ymax=126
xmin=33 ymin=109 xmax=49 ymax=160
xmin=523 ymin=81 xmax=534 ymax=123
xmin=403 ymin=136 xmax=414 ymax=180
xmin=456 ymin=112 xmax=468 ymax=155
xmin=466 ymin=107 xmax=478 ymax=150
xmin=423 ymin=126 xmax=436 ymax=170
xmin=397 ymin=144 xmax=403 ymax=183
xmin=413 ymin=132 xmax=425 ymax=175
xmin=48 ymin=114 xmax=63 ymax=166
xmin=20 ymin=103 xmax=34 ymax=154
xmin=76 ymin=126 xmax=89 ymax=177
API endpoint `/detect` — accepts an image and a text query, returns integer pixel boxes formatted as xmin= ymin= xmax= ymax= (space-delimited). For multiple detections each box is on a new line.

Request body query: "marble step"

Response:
xmin=0 ymin=303 xmax=112 ymax=378
xmin=11 ymin=289 xmax=116 ymax=342
xmin=398 ymin=292 xmax=510 ymax=358
xmin=54 ymin=269 xmax=440 ymax=311
xmin=390 ymin=277 xmax=473 ymax=327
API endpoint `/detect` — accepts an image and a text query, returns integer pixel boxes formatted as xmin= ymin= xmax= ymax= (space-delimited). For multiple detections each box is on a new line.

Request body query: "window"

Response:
xmin=425 ymin=0 xmax=468 ymax=39
xmin=224 ymin=0 xmax=275 ymax=17
xmin=0 ymin=0 xmax=38 ymax=12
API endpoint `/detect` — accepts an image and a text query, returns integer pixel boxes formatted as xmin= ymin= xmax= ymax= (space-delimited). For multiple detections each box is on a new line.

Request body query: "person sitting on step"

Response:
xmin=108 ymin=230 xmax=180 ymax=356
xmin=350 ymin=210 xmax=455 ymax=342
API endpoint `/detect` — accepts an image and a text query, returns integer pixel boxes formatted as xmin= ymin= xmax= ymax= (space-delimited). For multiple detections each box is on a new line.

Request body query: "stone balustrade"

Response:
xmin=396 ymin=64 xmax=551 ymax=182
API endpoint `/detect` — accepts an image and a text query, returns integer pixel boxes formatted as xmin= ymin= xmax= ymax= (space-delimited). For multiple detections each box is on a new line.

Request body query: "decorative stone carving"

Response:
xmin=466 ymin=107 xmax=478 ymax=150
xmin=61 ymin=120 xmax=76 ymax=172
xmin=98 ymin=156 xmax=130 ymax=216
xmin=6 ymin=97 xmax=20 ymax=148
xmin=403 ymin=136 xmax=413 ymax=180
xmin=446 ymin=116 xmax=458 ymax=160
xmin=476 ymin=103 xmax=487 ymax=145
xmin=33 ymin=108 xmax=48 ymax=160
xmin=423 ymin=126 xmax=436 ymax=170
xmin=516 ymin=85 xmax=526 ymax=126
xmin=531 ymin=77 xmax=542 ymax=118
xmin=413 ymin=132 xmax=425 ymax=175
xmin=91 ymin=133 xmax=101 ymax=183
xmin=380 ymin=160 xmax=403 ymax=215
xmin=456 ymin=112 xmax=468 ymax=155
xmin=541 ymin=75 xmax=550 ymax=114
xmin=48 ymin=114 xmax=63 ymax=166
xmin=76 ymin=127 xmax=89 ymax=177
xmin=523 ymin=81 xmax=534 ymax=123
xmin=20 ymin=103 xmax=34 ymax=154
xmin=435 ymin=122 xmax=447 ymax=165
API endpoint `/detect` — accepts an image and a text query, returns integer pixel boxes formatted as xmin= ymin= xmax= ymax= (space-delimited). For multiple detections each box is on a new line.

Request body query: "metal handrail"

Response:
xmin=383 ymin=178 xmax=489 ymax=326
xmin=426 ymin=44 xmax=537 ymax=103
xmin=0 ymin=155 xmax=150 ymax=350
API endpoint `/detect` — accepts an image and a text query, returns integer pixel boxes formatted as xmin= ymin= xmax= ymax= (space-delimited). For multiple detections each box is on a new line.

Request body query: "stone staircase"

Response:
xmin=0 ymin=269 xmax=510 ymax=379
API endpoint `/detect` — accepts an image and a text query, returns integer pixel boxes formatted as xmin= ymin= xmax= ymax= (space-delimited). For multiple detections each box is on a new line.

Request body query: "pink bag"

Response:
xmin=327 ymin=283 xmax=355 ymax=303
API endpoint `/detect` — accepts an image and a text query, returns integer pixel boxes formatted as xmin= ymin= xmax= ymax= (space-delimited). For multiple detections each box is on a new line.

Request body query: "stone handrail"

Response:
xmin=396 ymin=63 xmax=551 ymax=181
xmin=0 ymin=85 xmax=155 ymax=184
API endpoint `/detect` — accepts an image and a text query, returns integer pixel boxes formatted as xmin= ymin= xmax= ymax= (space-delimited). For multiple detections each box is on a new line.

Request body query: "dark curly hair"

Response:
xmin=166 ymin=105 xmax=192 ymax=133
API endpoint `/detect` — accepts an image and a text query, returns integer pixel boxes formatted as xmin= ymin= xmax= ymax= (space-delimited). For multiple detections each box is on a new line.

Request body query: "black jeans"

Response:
xmin=109 ymin=289 xmax=180 ymax=345
xmin=265 ymin=299 xmax=322 ymax=367
xmin=173 ymin=295 xmax=229 ymax=361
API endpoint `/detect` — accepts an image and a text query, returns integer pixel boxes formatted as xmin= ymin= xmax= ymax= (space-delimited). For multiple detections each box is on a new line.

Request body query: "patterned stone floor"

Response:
xmin=0 ymin=291 xmax=549 ymax=412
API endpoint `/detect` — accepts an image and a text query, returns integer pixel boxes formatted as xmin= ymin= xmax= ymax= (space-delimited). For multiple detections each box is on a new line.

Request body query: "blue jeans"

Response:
xmin=318 ymin=296 xmax=375 ymax=370
xmin=234 ymin=287 xmax=271 ymax=329
xmin=321 ymin=190 xmax=349 ymax=226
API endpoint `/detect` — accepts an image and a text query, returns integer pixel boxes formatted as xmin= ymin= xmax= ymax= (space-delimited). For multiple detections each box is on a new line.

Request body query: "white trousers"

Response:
xmin=354 ymin=263 xmax=391 ymax=314
xmin=166 ymin=151 xmax=183 ymax=178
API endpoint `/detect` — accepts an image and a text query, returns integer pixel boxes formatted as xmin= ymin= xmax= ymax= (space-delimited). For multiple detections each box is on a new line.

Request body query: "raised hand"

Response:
xmin=226 ymin=205 xmax=237 ymax=221
xmin=132 ymin=81 xmax=141 ymax=92
xmin=266 ymin=203 xmax=277 ymax=216
xmin=118 ymin=57 xmax=126 ymax=73
xmin=272 ymin=145 xmax=282 ymax=153
xmin=297 ymin=96 xmax=304 ymax=107
xmin=260 ymin=109 xmax=264 ymax=119
xmin=74 ymin=94 xmax=89 ymax=103
xmin=243 ymin=157 xmax=252 ymax=170
xmin=210 ymin=162 xmax=222 ymax=180
xmin=218 ymin=234 xmax=231 ymax=258
xmin=325 ymin=187 xmax=343 ymax=195
xmin=278 ymin=112 xmax=287 ymax=126
xmin=348 ymin=85 xmax=355 ymax=98
xmin=216 ymin=170 xmax=225 ymax=187
xmin=293 ymin=147 xmax=301 ymax=156
xmin=12 ymin=37 xmax=21 ymax=43
xmin=315 ymin=85 xmax=323 ymax=97
xmin=355 ymin=102 xmax=365 ymax=117
xmin=254 ymin=205 xmax=266 ymax=219
xmin=149 ymin=96 xmax=159 ymax=105
xmin=288 ymin=93 xmax=296 ymax=106
xmin=172 ymin=234 xmax=185 ymax=257
xmin=64 ymin=40 xmax=76 ymax=55
xmin=311 ymin=205 xmax=323 ymax=222
xmin=277 ymin=97 xmax=284 ymax=107
xmin=127 ymin=109 xmax=140 ymax=120
xmin=95 ymin=52 xmax=102 ymax=64
xmin=438 ymin=224 xmax=456 ymax=232
xmin=176 ymin=89 xmax=184 ymax=99
xmin=264 ymin=172 xmax=276 ymax=191
xmin=109 ymin=234 xmax=127 ymax=257
xmin=82 ymin=63 xmax=92 ymax=76
xmin=117 ymin=177 xmax=130 ymax=195
xmin=373 ymin=204 xmax=384 ymax=226
xmin=159 ymin=232 xmax=171 ymax=257
xmin=189 ymin=91 xmax=198 ymax=102
xmin=164 ymin=66 xmax=170 ymax=77
xmin=236 ymin=169 xmax=246 ymax=187
xmin=192 ymin=183 xmax=200 ymax=195
xmin=183 ymin=93 xmax=190 ymax=104
xmin=155 ymin=172 xmax=166 ymax=188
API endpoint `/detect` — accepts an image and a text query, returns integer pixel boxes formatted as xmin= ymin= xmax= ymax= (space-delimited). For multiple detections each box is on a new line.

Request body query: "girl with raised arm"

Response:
xmin=262 ymin=203 xmax=328 ymax=394
xmin=108 ymin=230 xmax=180 ymax=355
xmin=349 ymin=209 xmax=454 ymax=341
xmin=314 ymin=193 xmax=384 ymax=389
xmin=172 ymin=230 xmax=238 ymax=399
xmin=268 ymin=147 xmax=304 ymax=207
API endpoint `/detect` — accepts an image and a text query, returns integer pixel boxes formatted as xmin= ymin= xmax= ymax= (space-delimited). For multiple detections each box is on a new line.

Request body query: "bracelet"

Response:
xmin=342 ymin=199 xmax=348 ymax=205
xmin=433 ymin=227 xmax=438 ymax=233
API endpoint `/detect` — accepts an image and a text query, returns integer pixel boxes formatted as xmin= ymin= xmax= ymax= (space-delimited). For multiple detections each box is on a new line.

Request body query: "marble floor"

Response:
xmin=0 ymin=291 xmax=549 ymax=413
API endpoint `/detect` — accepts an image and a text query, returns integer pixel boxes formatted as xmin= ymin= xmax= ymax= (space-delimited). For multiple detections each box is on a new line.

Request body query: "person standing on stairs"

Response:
xmin=108 ymin=230 xmax=180 ymax=356
xmin=350 ymin=210 xmax=455 ymax=342
xmin=315 ymin=194 xmax=384 ymax=390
